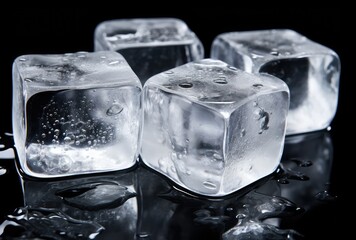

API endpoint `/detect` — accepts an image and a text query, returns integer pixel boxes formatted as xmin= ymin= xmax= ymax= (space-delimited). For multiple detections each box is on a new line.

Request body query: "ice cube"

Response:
xmin=211 ymin=29 xmax=340 ymax=135
xmin=141 ymin=59 xmax=289 ymax=197
xmin=94 ymin=18 xmax=204 ymax=84
xmin=12 ymin=51 xmax=142 ymax=178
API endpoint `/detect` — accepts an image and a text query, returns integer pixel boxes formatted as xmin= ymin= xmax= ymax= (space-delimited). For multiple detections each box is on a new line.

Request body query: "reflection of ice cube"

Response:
xmin=95 ymin=18 xmax=204 ymax=84
xmin=21 ymin=171 xmax=137 ymax=239
xmin=136 ymin=166 xmax=301 ymax=239
xmin=211 ymin=29 xmax=340 ymax=135
xmin=278 ymin=130 xmax=334 ymax=209
xmin=141 ymin=59 xmax=289 ymax=196
xmin=12 ymin=51 xmax=142 ymax=178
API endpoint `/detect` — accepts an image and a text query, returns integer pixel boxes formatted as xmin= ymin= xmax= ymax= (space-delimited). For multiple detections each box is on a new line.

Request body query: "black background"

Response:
xmin=0 ymin=8 xmax=351 ymax=238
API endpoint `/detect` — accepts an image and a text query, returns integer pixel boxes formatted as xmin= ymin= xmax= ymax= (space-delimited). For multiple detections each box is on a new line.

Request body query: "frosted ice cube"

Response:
xmin=94 ymin=18 xmax=204 ymax=84
xmin=12 ymin=51 xmax=142 ymax=178
xmin=211 ymin=29 xmax=340 ymax=135
xmin=141 ymin=59 xmax=289 ymax=197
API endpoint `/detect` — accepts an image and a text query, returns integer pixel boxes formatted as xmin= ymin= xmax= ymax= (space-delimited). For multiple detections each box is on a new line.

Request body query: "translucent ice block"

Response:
xmin=94 ymin=18 xmax=204 ymax=84
xmin=12 ymin=51 xmax=142 ymax=178
xmin=211 ymin=29 xmax=340 ymax=135
xmin=141 ymin=59 xmax=289 ymax=197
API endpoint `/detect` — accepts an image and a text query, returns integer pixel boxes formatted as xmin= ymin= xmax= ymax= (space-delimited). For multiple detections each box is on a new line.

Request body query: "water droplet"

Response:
xmin=0 ymin=166 xmax=6 ymax=175
xmin=106 ymin=104 xmax=123 ymax=116
xmin=24 ymin=78 xmax=33 ymax=82
xmin=315 ymin=190 xmax=337 ymax=202
xmin=19 ymin=58 xmax=27 ymax=61
xmin=291 ymin=159 xmax=313 ymax=167
xmin=165 ymin=70 xmax=174 ymax=74
xmin=137 ymin=233 xmax=150 ymax=238
xmin=253 ymin=83 xmax=263 ymax=88
xmin=179 ymin=82 xmax=193 ymax=88
xmin=185 ymin=139 xmax=190 ymax=143
xmin=75 ymin=140 xmax=80 ymax=145
xmin=327 ymin=126 xmax=332 ymax=131
xmin=203 ymin=181 xmax=217 ymax=189
xmin=56 ymin=181 xmax=136 ymax=210
xmin=170 ymin=166 xmax=177 ymax=173
xmin=109 ymin=60 xmax=120 ymax=65
xmin=158 ymin=158 xmax=166 ymax=168
xmin=270 ymin=51 xmax=280 ymax=56
xmin=227 ymin=65 xmax=238 ymax=71
xmin=213 ymin=153 xmax=223 ymax=160
xmin=240 ymin=129 xmax=246 ymax=137
xmin=100 ymin=55 xmax=107 ymax=59
xmin=213 ymin=77 xmax=228 ymax=84
xmin=41 ymin=133 xmax=46 ymax=138
xmin=277 ymin=178 xmax=289 ymax=184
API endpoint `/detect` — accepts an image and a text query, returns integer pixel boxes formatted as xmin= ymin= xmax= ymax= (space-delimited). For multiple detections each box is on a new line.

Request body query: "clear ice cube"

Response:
xmin=12 ymin=51 xmax=142 ymax=178
xmin=211 ymin=29 xmax=340 ymax=135
xmin=141 ymin=59 xmax=289 ymax=196
xmin=94 ymin=18 xmax=204 ymax=84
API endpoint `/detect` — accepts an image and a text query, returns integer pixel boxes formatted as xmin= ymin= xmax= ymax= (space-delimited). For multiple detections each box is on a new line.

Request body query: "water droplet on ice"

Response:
xmin=170 ymin=166 xmax=177 ymax=173
xmin=227 ymin=65 xmax=238 ymax=71
xmin=106 ymin=104 xmax=123 ymax=116
xmin=253 ymin=83 xmax=263 ymax=88
xmin=270 ymin=51 xmax=280 ymax=56
xmin=213 ymin=77 xmax=228 ymax=84
xmin=41 ymin=133 xmax=46 ymax=138
xmin=240 ymin=129 xmax=246 ymax=137
xmin=19 ymin=58 xmax=27 ymax=61
xmin=109 ymin=60 xmax=120 ymax=65
xmin=203 ymin=181 xmax=217 ymax=189
xmin=179 ymin=82 xmax=193 ymax=88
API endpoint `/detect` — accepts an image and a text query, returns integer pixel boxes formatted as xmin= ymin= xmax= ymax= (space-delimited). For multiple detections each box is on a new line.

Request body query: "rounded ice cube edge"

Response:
xmin=138 ymin=158 xmax=277 ymax=199
xmin=12 ymin=51 xmax=142 ymax=178
xmin=140 ymin=58 xmax=290 ymax=197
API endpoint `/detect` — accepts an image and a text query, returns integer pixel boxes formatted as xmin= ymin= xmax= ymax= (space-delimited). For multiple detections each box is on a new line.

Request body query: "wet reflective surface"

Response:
xmin=0 ymin=130 xmax=340 ymax=239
